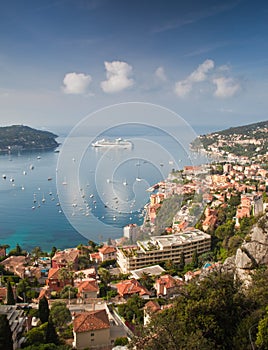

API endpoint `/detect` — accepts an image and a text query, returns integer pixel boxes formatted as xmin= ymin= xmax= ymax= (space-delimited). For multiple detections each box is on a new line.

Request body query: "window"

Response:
xmin=91 ymin=333 xmax=94 ymax=336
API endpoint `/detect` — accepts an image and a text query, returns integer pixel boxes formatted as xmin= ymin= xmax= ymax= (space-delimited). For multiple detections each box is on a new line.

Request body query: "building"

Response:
xmin=98 ymin=246 xmax=117 ymax=262
xmin=73 ymin=309 xmax=111 ymax=350
xmin=117 ymin=229 xmax=211 ymax=274
xmin=154 ymin=274 xmax=183 ymax=298
xmin=77 ymin=279 xmax=99 ymax=301
xmin=123 ymin=224 xmax=139 ymax=242
xmin=51 ymin=248 xmax=79 ymax=270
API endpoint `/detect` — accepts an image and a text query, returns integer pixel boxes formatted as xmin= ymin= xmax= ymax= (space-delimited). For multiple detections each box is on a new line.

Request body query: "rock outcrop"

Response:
xmin=223 ymin=213 xmax=268 ymax=286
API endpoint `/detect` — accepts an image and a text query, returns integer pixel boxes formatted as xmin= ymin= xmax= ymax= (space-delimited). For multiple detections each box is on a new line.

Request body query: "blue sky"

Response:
xmin=0 ymin=0 xmax=268 ymax=134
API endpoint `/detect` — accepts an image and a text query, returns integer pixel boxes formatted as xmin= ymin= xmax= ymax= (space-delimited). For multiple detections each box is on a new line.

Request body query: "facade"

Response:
xmin=117 ymin=229 xmax=211 ymax=273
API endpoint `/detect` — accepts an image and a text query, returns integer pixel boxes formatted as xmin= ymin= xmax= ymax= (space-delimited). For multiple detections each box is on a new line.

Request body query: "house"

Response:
xmin=77 ymin=279 xmax=99 ymax=301
xmin=0 ymin=287 xmax=7 ymax=303
xmin=154 ymin=274 xmax=183 ymax=298
xmin=143 ymin=300 xmax=161 ymax=325
xmin=51 ymin=248 xmax=79 ymax=270
xmin=46 ymin=267 xmax=71 ymax=292
xmin=1 ymin=255 xmax=28 ymax=278
xmin=73 ymin=309 xmax=111 ymax=350
xmin=116 ymin=279 xmax=150 ymax=299
xmin=98 ymin=246 xmax=117 ymax=262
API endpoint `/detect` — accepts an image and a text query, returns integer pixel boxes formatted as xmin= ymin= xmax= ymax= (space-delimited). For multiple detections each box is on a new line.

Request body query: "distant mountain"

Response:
xmin=0 ymin=125 xmax=59 ymax=152
xmin=191 ymin=120 xmax=268 ymax=158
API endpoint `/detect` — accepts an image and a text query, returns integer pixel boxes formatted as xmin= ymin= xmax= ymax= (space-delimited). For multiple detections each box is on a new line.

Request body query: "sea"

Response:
xmin=0 ymin=123 xmax=215 ymax=253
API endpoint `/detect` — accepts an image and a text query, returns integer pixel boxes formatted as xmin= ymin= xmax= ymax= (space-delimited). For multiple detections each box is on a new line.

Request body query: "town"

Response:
xmin=0 ymin=157 xmax=268 ymax=350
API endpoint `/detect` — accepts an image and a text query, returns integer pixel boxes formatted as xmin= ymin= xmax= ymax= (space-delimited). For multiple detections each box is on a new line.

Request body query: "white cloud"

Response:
xmin=63 ymin=72 xmax=92 ymax=94
xmin=155 ymin=66 xmax=167 ymax=81
xmin=189 ymin=59 xmax=214 ymax=82
xmin=101 ymin=61 xmax=134 ymax=93
xmin=213 ymin=77 xmax=240 ymax=98
xmin=174 ymin=80 xmax=192 ymax=98
xmin=174 ymin=59 xmax=214 ymax=97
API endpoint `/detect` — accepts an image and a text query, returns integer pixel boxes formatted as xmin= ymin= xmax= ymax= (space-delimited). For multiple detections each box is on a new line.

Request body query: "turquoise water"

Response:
xmin=0 ymin=124 xmax=210 ymax=252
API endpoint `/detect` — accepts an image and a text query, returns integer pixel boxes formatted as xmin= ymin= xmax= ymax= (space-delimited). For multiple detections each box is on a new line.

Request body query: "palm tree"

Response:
xmin=75 ymin=271 xmax=86 ymax=282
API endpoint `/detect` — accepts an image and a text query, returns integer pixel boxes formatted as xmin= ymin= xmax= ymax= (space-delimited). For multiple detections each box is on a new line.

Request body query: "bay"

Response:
xmin=0 ymin=124 xmax=210 ymax=252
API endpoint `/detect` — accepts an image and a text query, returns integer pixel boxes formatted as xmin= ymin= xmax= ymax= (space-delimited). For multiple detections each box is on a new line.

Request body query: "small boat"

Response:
xmin=123 ymin=180 xmax=128 ymax=186
xmin=42 ymin=195 xmax=46 ymax=203
xmin=2 ymin=174 xmax=6 ymax=179
xmin=48 ymin=177 xmax=52 ymax=181
xmin=23 ymin=171 xmax=27 ymax=175
xmin=29 ymin=164 xmax=34 ymax=170
xmin=10 ymin=178 xmax=14 ymax=182
xmin=136 ymin=177 xmax=142 ymax=182
xmin=37 ymin=156 xmax=41 ymax=159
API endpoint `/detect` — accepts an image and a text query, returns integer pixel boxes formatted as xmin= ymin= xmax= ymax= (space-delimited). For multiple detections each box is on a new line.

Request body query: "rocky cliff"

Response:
xmin=224 ymin=213 xmax=268 ymax=286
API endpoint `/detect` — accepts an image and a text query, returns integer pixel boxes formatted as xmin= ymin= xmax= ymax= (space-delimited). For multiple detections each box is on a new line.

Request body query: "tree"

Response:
xmin=130 ymin=271 xmax=248 ymax=350
xmin=6 ymin=280 xmax=15 ymax=305
xmin=75 ymin=271 xmax=85 ymax=282
xmin=179 ymin=251 xmax=185 ymax=270
xmin=50 ymin=246 xmax=57 ymax=258
xmin=0 ymin=314 xmax=13 ymax=350
xmin=45 ymin=320 xmax=59 ymax=345
xmin=191 ymin=249 xmax=199 ymax=268
xmin=32 ymin=246 xmax=43 ymax=259
xmin=50 ymin=302 xmax=71 ymax=331
xmin=39 ymin=296 xmax=49 ymax=323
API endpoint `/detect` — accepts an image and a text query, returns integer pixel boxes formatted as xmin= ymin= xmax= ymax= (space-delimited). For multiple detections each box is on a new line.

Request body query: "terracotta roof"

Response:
xmin=144 ymin=300 xmax=160 ymax=313
xmin=98 ymin=246 xmax=116 ymax=255
xmin=47 ymin=267 xmax=60 ymax=279
xmin=52 ymin=249 xmax=79 ymax=263
xmin=73 ymin=309 xmax=110 ymax=333
xmin=116 ymin=279 xmax=150 ymax=297
xmin=77 ymin=279 xmax=99 ymax=293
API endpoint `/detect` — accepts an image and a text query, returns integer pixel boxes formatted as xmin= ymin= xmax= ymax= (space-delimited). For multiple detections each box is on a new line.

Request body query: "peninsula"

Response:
xmin=0 ymin=125 xmax=59 ymax=152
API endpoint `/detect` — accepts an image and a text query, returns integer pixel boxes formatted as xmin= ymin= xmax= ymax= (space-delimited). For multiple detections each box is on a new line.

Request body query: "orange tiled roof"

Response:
xmin=144 ymin=300 xmax=161 ymax=313
xmin=47 ymin=267 xmax=60 ymax=279
xmin=99 ymin=246 xmax=116 ymax=255
xmin=52 ymin=249 xmax=79 ymax=264
xmin=116 ymin=279 xmax=150 ymax=297
xmin=73 ymin=309 xmax=110 ymax=333
xmin=77 ymin=279 xmax=99 ymax=293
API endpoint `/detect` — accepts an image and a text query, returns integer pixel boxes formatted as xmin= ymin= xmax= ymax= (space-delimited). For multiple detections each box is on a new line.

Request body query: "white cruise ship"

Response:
xmin=91 ymin=137 xmax=132 ymax=148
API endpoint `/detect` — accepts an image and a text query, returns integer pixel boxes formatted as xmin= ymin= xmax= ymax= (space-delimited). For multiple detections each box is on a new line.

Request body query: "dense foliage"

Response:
xmin=130 ymin=269 xmax=268 ymax=350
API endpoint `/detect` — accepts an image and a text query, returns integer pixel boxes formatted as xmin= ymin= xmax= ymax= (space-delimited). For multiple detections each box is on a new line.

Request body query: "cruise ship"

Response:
xmin=91 ymin=138 xmax=132 ymax=148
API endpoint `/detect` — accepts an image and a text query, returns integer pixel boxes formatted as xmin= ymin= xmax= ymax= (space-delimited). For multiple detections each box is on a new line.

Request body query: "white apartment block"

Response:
xmin=117 ymin=229 xmax=211 ymax=273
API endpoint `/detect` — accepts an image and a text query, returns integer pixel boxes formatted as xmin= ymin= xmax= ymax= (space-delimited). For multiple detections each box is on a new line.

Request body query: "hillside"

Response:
xmin=0 ymin=125 xmax=59 ymax=152
xmin=191 ymin=120 xmax=268 ymax=159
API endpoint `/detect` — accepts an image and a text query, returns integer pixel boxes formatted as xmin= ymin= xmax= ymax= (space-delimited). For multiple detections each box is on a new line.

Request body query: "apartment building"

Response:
xmin=117 ymin=229 xmax=211 ymax=273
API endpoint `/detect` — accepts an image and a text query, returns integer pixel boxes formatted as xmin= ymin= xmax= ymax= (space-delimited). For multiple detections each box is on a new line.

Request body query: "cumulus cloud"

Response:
xmin=63 ymin=72 xmax=92 ymax=94
xmin=213 ymin=77 xmax=240 ymax=98
xmin=174 ymin=59 xmax=214 ymax=97
xmin=174 ymin=80 xmax=192 ymax=98
xmin=154 ymin=66 xmax=167 ymax=81
xmin=189 ymin=59 xmax=214 ymax=82
xmin=101 ymin=61 xmax=134 ymax=93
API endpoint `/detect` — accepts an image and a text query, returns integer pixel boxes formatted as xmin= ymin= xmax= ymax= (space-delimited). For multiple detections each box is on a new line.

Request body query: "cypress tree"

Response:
xmin=6 ymin=280 xmax=15 ymax=305
xmin=45 ymin=320 xmax=59 ymax=345
xmin=38 ymin=296 xmax=49 ymax=323
xmin=0 ymin=314 xmax=13 ymax=350
xmin=192 ymin=249 xmax=199 ymax=269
